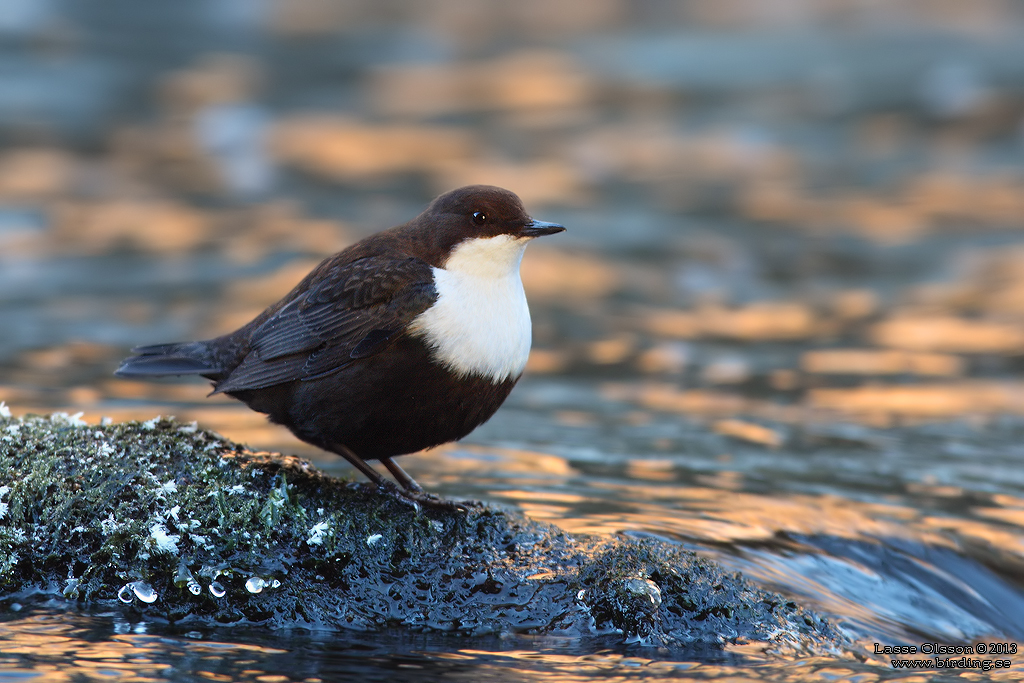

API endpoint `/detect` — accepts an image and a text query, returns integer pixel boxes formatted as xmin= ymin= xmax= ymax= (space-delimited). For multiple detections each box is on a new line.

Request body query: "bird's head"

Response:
xmin=420 ymin=185 xmax=565 ymax=276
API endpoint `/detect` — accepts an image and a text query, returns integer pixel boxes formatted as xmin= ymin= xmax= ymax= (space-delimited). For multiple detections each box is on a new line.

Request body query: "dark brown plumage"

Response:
xmin=116 ymin=185 xmax=565 ymax=505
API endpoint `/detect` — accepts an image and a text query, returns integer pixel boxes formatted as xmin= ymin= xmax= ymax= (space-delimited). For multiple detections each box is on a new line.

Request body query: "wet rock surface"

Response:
xmin=0 ymin=411 xmax=843 ymax=653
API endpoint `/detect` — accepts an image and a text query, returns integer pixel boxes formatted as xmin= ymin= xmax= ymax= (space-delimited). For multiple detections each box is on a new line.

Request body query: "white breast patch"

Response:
xmin=411 ymin=235 xmax=532 ymax=383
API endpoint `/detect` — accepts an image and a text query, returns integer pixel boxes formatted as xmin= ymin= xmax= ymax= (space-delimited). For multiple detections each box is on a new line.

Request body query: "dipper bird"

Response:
xmin=116 ymin=185 xmax=565 ymax=504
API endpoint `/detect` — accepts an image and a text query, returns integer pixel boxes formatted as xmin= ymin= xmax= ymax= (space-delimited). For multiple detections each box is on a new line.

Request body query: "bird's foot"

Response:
xmin=377 ymin=480 xmax=469 ymax=512
xmin=376 ymin=455 xmax=479 ymax=511
xmin=329 ymin=445 xmax=479 ymax=512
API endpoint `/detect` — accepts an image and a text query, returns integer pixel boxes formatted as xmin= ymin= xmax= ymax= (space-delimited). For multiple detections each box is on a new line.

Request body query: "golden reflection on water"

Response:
xmin=1 ymin=611 xmax=941 ymax=683
xmin=0 ymin=614 xmax=298 ymax=683
xmin=0 ymin=615 xmax=889 ymax=683
xmin=448 ymin=647 xmax=915 ymax=682
xmin=494 ymin=467 xmax=1024 ymax=577
xmin=0 ymin=612 xmax=900 ymax=683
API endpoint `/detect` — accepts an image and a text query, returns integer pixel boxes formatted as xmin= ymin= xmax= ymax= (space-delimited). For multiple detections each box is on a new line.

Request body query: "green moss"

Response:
xmin=0 ymin=411 xmax=844 ymax=652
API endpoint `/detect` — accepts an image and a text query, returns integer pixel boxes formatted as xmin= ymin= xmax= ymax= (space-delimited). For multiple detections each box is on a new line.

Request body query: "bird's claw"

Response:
xmin=378 ymin=481 xmax=469 ymax=512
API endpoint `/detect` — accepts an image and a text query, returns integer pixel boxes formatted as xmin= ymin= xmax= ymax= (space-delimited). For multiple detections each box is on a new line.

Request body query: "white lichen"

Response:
xmin=189 ymin=533 xmax=212 ymax=549
xmin=0 ymin=485 xmax=11 ymax=520
xmin=307 ymin=521 xmax=330 ymax=546
xmin=100 ymin=514 xmax=126 ymax=535
xmin=50 ymin=412 xmax=87 ymax=427
xmin=148 ymin=522 xmax=180 ymax=555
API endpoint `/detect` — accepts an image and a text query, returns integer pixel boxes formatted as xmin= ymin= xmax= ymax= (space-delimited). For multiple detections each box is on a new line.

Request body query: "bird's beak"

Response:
xmin=520 ymin=219 xmax=566 ymax=238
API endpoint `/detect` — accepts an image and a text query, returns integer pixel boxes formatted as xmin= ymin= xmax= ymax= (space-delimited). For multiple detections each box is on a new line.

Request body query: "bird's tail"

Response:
xmin=115 ymin=341 xmax=224 ymax=378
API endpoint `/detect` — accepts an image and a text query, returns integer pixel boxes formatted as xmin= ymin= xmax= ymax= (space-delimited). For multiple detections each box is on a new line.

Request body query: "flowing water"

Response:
xmin=4 ymin=1 xmax=1024 ymax=680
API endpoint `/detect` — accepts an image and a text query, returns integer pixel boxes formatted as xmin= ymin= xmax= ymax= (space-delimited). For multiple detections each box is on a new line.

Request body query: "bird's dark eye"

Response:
xmin=471 ymin=211 xmax=487 ymax=225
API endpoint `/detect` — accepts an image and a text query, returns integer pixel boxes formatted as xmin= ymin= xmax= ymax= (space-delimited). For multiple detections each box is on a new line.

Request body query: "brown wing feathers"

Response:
xmin=212 ymin=257 xmax=437 ymax=393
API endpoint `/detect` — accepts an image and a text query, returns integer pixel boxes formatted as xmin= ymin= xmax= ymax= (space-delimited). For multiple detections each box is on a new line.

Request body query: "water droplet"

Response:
xmin=209 ymin=581 xmax=226 ymax=598
xmin=174 ymin=564 xmax=196 ymax=588
xmin=187 ymin=579 xmax=202 ymax=595
xmin=117 ymin=584 xmax=134 ymax=603
xmin=270 ymin=579 xmax=281 ymax=589
xmin=245 ymin=577 xmax=266 ymax=594
xmin=131 ymin=581 xmax=158 ymax=604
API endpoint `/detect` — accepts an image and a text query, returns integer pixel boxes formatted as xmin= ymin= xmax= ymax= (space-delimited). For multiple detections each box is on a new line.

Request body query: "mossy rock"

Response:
xmin=0 ymin=410 xmax=844 ymax=653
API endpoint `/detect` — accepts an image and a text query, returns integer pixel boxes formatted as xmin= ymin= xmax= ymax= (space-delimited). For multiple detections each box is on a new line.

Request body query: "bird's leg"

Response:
xmin=331 ymin=443 xmax=466 ymax=511
xmin=379 ymin=457 xmax=423 ymax=493
xmin=330 ymin=442 xmax=394 ymax=490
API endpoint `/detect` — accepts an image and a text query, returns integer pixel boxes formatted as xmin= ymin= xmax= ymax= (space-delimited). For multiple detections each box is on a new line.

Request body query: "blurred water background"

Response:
xmin=4 ymin=0 xmax=1024 ymax=680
